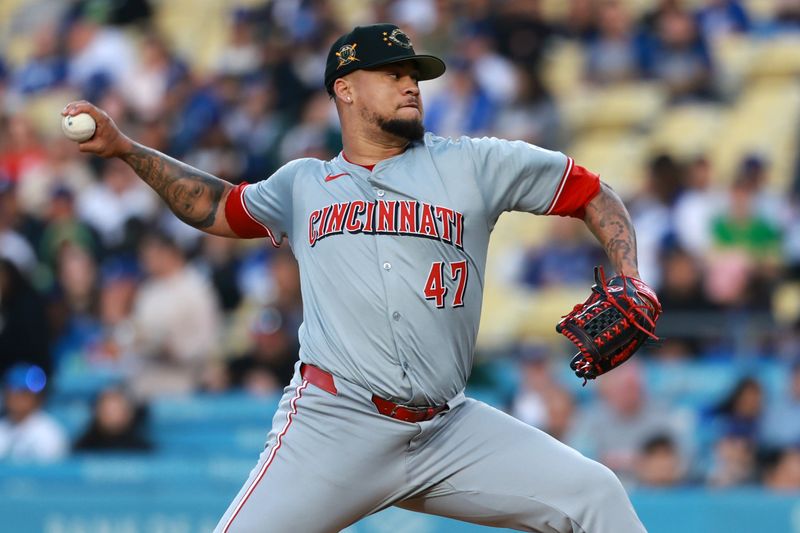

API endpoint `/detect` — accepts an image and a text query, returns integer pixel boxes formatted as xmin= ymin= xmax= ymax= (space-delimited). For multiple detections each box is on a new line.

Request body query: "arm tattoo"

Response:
xmin=121 ymin=143 xmax=229 ymax=229
xmin=584 ymin=183 xmax=639 ymax=277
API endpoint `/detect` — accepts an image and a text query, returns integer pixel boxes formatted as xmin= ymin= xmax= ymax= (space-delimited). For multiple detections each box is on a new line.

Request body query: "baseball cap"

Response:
xmin=324 ymin=23 xmax=446 ymax=95
xmin=3 ymin=363 xmax=47 ymax=394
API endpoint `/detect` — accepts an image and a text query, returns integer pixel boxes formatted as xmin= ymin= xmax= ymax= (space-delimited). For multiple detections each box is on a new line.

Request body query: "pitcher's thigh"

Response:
xmin=400 ymin=400 xmax=646 ymax=533
xmin=215 ymin=381 xmax=409 ymax=533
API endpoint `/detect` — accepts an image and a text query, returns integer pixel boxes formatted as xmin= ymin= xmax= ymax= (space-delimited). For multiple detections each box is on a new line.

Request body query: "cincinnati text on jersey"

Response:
xmin=308 ymin=200 xmax=464 ymax=248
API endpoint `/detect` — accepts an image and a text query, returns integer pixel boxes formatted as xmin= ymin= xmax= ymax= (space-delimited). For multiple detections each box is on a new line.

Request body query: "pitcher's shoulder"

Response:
xmin=422 ymin=132 xmax=519 ymax=150
xmin=422 ymin=132 xmax=484 ymax=154
xmin=265 ymin=157 xmax=328 ymax=183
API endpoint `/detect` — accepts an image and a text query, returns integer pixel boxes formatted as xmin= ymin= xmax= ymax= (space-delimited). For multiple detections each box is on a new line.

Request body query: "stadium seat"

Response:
xmin=567 ymin=131 xmax=649 ymax=197
xmin=747 ymin=36 xmax=800 ymax=81
xmin=154 ymin=0 xmax=230 ymax=74
xmin=711 ymin=35 xmax=758 ymax=97
xmin=648 ymin=104 xmax=726 ymax=161
xmin=150 ymin=393 xmax=280 ymax=428
xmin=560 ymin=83 xmax=667 ymax=134
xmin=709 ymin=80 xmax=800 ymax=188
xmin=541 ymin=40 xmax=585 ymax=98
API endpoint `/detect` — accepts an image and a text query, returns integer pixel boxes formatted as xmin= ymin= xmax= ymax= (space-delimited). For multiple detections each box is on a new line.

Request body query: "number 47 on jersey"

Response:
xmin=424 ymin=260 xmax=467 ymax=308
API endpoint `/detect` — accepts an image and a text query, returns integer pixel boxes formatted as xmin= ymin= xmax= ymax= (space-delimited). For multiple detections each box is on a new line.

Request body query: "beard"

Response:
xmin=361 ymin=105 xmax=425 ymax=142
xmin=377 ymin=116 xmax=425 ymax=142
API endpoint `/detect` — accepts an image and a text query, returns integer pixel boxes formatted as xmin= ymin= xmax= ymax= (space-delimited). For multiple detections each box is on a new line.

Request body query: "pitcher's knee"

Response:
xmin=566 ymin=460 xmax=644 ymax=532
xmin=582 ymin=461 xmax=628 ymax=503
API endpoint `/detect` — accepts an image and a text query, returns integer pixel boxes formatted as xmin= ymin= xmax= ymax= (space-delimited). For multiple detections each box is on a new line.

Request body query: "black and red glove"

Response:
xmin=556 ymin=267 xmax=661 ymax=383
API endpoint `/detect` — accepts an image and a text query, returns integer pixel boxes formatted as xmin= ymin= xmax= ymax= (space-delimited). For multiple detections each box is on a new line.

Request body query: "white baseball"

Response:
xmin=61 ymin=113 xmax=96 ymax=142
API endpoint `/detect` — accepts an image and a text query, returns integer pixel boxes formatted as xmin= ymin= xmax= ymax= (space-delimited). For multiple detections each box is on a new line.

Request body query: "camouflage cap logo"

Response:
xmin=336 ymin=43 xmax=359 ymax=69
xmin=383 ymin=29 xmax=412 ymax=49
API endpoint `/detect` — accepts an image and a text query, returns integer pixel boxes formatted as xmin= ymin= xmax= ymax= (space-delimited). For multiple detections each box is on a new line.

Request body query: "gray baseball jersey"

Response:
xmin=217 ymin=134 xmax=646 ymax=533
xmin=226 ymin=133 xmax=597 ymax=406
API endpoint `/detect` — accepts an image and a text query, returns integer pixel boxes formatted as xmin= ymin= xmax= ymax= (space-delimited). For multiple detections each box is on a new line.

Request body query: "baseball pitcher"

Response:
xmin=63 ymin=23 xmax=658 ymax=533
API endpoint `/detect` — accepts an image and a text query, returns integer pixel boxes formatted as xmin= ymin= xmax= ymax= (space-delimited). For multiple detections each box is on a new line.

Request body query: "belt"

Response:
xmin=300 ymin=363 xmax=448 ymax=423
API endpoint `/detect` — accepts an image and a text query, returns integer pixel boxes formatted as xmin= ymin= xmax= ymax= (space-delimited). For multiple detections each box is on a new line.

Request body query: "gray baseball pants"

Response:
xmin=215 ymin=363 xmax=646 ymax=533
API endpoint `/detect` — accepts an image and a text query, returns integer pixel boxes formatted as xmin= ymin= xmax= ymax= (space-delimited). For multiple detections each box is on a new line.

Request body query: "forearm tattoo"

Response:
xmin=584 ymin=183 xmax=639 ymax=276
xmin=121 ymin=144 xmax=229 ymax=229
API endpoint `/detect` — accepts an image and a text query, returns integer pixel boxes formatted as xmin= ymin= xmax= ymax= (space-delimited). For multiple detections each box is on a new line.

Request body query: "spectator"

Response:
xmin=515 ymin=217 xmax=605 ymax=289
xmin=561 ymin=0 xmax=599 ymax=43
xmin=658 ymin=246 xmax=716 ymax=314
xmin=709 ymin=377 xmax=764 ymax=443
xmin=494 ymin=69 xmax=563 ymax=149
xmin=761 ymin=447 xmax=800 ymax=491
xmin=423 ymin=59 xmax=496 ymax=138
xmin=0 ymin=114 xmax=48 ymax=183
xmin=223 ymin=80 xmax=285 ymax=179
xmin=128 ymin=231 xmax=221 ymax=398
xmin=278 ymin=91 xmax=341 ymax=163
xmin=628 ymin=154 xmax=685 ymax=286
xmin=0 ymin=363 xmax=68 ymax=462
xmin=65 ymin=12 xmax=136 ymax=94
xmin=733 ymin=154 xmax=791 ymax=231
xmin=9 ymin=22 xmax=68 ymax=96
xmin=225 ymin=306 xmax=300 ymax=397
xmin=641 ymin=8 xmax=716 ymax=101
xmin=541 ymin=386 xmax=576 ymax=443
xmin=510 ymin=344 xmax=575 ymax=441
xmin=706 ymin=173 xmax=781 ymax=309
xmin=0 ymin=259 xmax=51 ymax=377
xmin=74 ymin=386 xmax=153 ymax=452
xmin=489 ymin=0 xmax=556 ymax=69
xmin=639 ymin=0 xmax=686 ymax=34
xmin=763 ymin=361 xmax=800 ymax=447
xmin=0 ymin=179 xmax=37 ymax=276
xmin=696 ymin=0 xmax=751 ymax=41
xmin=16 ymin=136 xmax=94 ymax=222
xmin=89 ymin=258 xmax=140 ymax=366
xmin=197 ymin=234 xmax=243 ymax=313
xmin=215 ymin=8 xmax=263 ymax=78
xmin=772 ymin=0 xmax=800 ymax=33
xmin=389 ymin=0 xmax=439 ymax=35
xmin=655 ymin=245 xmax=720 ymax=356
xmin=706 ymin=427 xmax=757 ymax=487
xmin=48 ymin=242 xmax=102 ymax=369
xmin=268 ymin=248 xmax=303 ymax=335
xmin=634 ymin=434 xmax=687 ymax=487
xmin=567 ymin=362 xmax=693 ymax=483
xmin=585 ymin=0 xmax=646 ymax=85
xmin=462 ymin=32 xmax=519 ymax=105
xmin=38 ymin=185 xmax=98 ymax=270
xmin=509 ymin=344 xmax=555 ymax=428
xmin=76 ymin=158 xmax=158 ymax=251
xmin=119 ymin=31 xmax=185 ymax=122
xmin=673 ymin=155 xmax=723 ymax=256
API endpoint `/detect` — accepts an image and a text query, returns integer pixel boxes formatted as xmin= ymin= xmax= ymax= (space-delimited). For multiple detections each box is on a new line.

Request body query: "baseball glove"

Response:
xmin=556 ymin=266 xmax=661 ymax=383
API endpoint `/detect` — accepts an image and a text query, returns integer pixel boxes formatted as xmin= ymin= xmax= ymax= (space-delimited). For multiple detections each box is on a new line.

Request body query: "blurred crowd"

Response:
xmin=1 ymin=0 xmax=800 ymax=494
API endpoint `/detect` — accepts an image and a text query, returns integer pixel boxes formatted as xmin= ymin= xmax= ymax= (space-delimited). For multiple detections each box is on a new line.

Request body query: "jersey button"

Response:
xmin=383 ymin=262 xmax=392 ymax=271
xmin=376 ymin=189 xmax=385 ymax=197
xmin=403 ymin=362 xmax=410 ymax=370
xmin=392 ymin=311 xmax=401 ymax=321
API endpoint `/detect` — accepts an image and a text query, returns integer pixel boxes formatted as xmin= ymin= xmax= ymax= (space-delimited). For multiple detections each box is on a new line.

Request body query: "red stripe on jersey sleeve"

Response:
xmin=545 ymin=160 xmax=601 ymax=219
xmin=225 ymin=183 xmax=279 ymax=245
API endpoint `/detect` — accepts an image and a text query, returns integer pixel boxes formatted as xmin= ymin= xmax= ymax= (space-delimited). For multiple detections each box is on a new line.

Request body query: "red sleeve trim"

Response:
xmin=544 ymin=157 xmax=573 ymax=215
xmin=544 ymin=159 xmax=601 ymax=219
xmin=225 ymin=183 xmax=281 ymax=246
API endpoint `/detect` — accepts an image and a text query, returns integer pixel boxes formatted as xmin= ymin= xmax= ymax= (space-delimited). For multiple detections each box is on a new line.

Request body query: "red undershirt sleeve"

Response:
xmin=225 ymin=182 xmax=277 ymax=242
xmin=544 ymin=161 xmax=602 ymax=219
